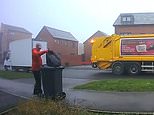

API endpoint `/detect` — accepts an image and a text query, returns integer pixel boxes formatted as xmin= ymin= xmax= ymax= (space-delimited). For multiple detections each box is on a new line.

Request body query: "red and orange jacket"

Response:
xmin=32 ymin=48 xmax=48 ymax=71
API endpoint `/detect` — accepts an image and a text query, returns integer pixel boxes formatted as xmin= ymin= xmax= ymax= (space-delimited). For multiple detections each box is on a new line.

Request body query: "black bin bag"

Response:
xmin=46 ymin=50 xmax=61 ymax=67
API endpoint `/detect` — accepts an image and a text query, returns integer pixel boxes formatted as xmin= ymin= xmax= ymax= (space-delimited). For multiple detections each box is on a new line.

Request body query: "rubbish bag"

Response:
xmin=46 ymin=50 xmax=61 ymax=67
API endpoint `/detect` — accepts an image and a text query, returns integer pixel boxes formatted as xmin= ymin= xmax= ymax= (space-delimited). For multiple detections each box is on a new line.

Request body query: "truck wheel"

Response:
xmin=112 ymin=62 xmax=124 ymax=75
xmin=127 ymin=63 xmax=141 ymax=75
xmin=92 ymin=63 xmax=97 ymax=68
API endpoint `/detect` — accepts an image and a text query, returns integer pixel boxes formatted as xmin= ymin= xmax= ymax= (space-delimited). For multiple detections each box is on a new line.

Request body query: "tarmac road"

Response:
xmin=1 ymin=65 xmax=154 ymax=113
xmin=64 ymin=66 xmax=154 ymax=80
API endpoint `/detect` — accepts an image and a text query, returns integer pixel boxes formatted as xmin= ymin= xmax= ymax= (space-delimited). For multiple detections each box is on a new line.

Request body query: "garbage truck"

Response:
xmin=9 ymin=38 xmax=47 ymax=71
xmin=91 ymin=34 xmax=154 ymax=75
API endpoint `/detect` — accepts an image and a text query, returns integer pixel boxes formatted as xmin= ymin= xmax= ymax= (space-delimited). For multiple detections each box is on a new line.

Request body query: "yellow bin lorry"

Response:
xmin=91 ymin=34 xmax=154 ymax=75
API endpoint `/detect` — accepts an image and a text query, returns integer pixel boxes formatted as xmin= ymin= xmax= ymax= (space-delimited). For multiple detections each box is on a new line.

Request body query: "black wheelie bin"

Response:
xmin=41 ymin=50 xmax=66 ymax=100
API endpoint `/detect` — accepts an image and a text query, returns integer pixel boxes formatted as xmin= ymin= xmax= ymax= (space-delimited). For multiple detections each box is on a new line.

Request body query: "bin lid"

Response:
xmin=42 ymin=65 xmax=64 ymax=69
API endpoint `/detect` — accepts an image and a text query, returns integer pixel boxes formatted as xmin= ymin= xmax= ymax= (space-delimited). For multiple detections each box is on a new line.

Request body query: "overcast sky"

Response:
xmin=1 ymin=0 xmax=154 ymax=43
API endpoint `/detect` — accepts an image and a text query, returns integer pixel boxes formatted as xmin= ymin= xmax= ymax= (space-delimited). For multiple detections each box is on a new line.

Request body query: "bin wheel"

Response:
xmin=55 ymin=92 xmax=66 ymax=100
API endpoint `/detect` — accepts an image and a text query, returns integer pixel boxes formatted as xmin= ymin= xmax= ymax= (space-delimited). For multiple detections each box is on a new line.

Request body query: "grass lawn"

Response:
xmin=74 ymin=79 xmax=154 ymax=92
xmin=0 ymin=70 xmax=33 ymax=79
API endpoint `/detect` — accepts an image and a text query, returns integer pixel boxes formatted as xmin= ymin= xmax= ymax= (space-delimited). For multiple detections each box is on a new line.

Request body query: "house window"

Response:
xmin=120 ymin=32 xmax=132 ymax=35
xmin=72 ymin=42 xmax=76 ymax=48
xmin=122 ymin=17 xmax=131 ymax=22
xmin=60 ymin=40 xmax=61 ymax=44
xmin=9 ymin=32 xmax=15 ymax=35
xmin=140 ymin=33 xmax=146 ymax=34
xmin=121 ymin=15 xmax=134 ymax=25
xmin=57 ymin=40 xmax=59 ymax=44
xmin=65 ymin=41 xmax=67 ymax=46
xmin=70 ymin=53 xmax=75 ymax=55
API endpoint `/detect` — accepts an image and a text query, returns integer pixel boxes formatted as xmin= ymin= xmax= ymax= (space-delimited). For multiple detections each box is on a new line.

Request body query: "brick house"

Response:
xmin=83 ymin=30 xmax=107 ymax=63
xmin=35 ymin=26 xmax=82 ymax=66
xmin=0 ymin=23 xmax=32 ymax=63
xmin=113 ymin=12 xmax=154 ymax=35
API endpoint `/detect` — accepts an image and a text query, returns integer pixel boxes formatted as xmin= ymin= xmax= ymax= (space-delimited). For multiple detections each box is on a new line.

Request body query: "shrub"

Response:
xmin=7 ymin=98 xmax=91 ymax=115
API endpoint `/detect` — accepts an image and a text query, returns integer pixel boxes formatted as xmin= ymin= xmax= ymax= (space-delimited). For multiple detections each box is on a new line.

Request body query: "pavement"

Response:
xmin=0 ymin=91 xmax=27 ymax=114
xmin=1 ymin=66 xmax=154 ymax=114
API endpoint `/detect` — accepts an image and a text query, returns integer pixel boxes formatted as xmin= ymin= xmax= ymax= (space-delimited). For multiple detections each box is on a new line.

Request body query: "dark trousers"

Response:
xmin=32 ymin=70 xmax=42 ymax=95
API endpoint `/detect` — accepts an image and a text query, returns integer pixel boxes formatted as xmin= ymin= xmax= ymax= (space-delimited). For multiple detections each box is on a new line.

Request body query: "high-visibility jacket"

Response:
xmin=32 ymin=48 xmax=48 ymax=71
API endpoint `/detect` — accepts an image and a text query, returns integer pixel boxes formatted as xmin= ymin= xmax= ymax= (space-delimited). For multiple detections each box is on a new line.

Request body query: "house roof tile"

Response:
xmin=113 ymin=12 xmax=154 ymax=26
xmin=45 ymin=26 xmax=78 ymax=42
xmin=1 ymin=23 xmax=32 ymax=34
xmin=84 ymin=30 xmax=107 ymax=43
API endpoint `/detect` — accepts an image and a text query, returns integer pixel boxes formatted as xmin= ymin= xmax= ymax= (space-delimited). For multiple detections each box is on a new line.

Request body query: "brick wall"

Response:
xmin=115 ymin=25 xmax=154 ymax=34
xmin=84 ymin=39 xmax=92 ymax=62
xmin=60 ymin=55 xmax=82 ymax=66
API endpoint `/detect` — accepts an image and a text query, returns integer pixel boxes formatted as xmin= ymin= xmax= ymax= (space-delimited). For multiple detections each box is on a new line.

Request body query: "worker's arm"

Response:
xmin=39 ymin=50 xmax=48 ymax=56
xmin=32 ymin=49 xmax=48 ymax=57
